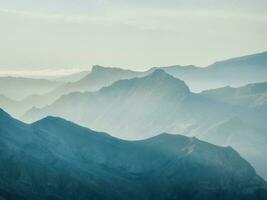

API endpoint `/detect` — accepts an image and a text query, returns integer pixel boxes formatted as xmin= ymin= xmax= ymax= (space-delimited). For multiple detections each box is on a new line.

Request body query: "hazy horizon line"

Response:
xmin=0 ymin=49 xmax=266 ymax=78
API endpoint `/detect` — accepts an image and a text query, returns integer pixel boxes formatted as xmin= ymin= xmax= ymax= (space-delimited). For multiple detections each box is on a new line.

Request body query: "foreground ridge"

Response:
xmin=0 ymin=109 xmax=267 ymax=200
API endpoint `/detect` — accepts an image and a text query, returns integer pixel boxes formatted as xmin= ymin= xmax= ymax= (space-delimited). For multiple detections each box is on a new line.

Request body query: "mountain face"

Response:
xmin=1 ymin=66 xmax=148 ymax=118
xmin=0 ymin=66 xmax=145 ymax=117
xmin=22 ymin=70 xmax=267 ymax=180
xmin=189 ymin=117 xmax=267 ymax=180
xmin=0 ymin=77 xmax=61 ymax=117
xmin=1 ymin=108 xmax=266 ymax=200
xmin=208 ymin=51 xmax=267 ymax=70
xmin=0 ymin=77 xmax=61 ymax=100
xmin=50 ymin=65 xmax=146 ymax=96
xmin=201 ymin=82 xmax=267 ymax=109
xmin=161 ymin=51 xmax=267 ymax=91
xmin=198 ymin=83 xmax=267 ymax=178
xmin=2 ymin=51 xmax=266 ymax=117
xmin=23 ymin=69 xmax=235 ymax=139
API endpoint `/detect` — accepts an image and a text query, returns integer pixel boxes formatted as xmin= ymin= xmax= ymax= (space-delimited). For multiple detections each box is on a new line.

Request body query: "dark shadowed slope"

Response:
xmin=2 ymin=51 xmax=267 ymax=116
xmin=1 ymin=108 xmax=267 ymax=200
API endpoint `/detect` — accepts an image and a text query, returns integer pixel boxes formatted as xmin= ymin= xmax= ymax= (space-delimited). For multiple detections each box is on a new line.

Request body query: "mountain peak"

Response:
xmin=150 ymin=68 xmax=168 ymax=76
xmin=146 ymin=69 xmax=178 ymax=81
xmin=146 ymin=69 xmax=190 ymax=93
xmin=91 ymin=65 xmax=107 ymax=72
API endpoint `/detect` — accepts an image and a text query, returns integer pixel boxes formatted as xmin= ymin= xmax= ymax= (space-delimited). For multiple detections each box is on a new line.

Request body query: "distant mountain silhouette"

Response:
xmin=1 ymin=108 xmax=267 ymax=200
xmin=160 ymin=51 xmax=267 ymax=91
xmin=201 ymin=82 xmax=267 ymax=109
xmin=51 ymin=65 xmax=146 ymax=95
xmin=0 ymin=77 xmax=61 ymax=100
xmin=24 ymin=69 xmax=228 ymax=138
xmin=1 ymin=66 xmax=148 ymax=117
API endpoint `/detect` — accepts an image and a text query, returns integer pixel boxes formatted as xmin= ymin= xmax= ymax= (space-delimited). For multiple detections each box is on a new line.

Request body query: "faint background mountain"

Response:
xmin=23 ymin=69 xmax=230 ymax=138
xmin=0 ymin=66 xmax=149 ymax=117
xmin=159 ymin=51 xmax=267 ymax=91
xmin=1 ymin=51 xmax=267 ymax=117
xmin=0 ymin=77 xmax=62 ymax=100
xmin=201 ymin=82 xmax=267 ymax=109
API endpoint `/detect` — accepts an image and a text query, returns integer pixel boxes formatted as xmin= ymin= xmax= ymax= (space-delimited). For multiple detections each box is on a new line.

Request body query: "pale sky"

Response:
xmin=0 ymin=0 xmax=267 ymax=74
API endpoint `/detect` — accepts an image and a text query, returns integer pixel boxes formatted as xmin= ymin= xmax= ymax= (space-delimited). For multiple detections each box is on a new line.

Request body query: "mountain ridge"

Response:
xmin=1 ymin=109 xmax=267 ymax=199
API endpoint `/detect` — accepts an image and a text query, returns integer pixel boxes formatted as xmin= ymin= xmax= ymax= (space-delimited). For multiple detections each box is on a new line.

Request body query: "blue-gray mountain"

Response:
xmin=1 ymin=51 xmax=267 ymax=117
xmin=0 ymin=66 xmax=148 ymax=117
xmin=22 ymin=69 xmax=267 ymax=180
xmin=0 ymin=77 xmax=61 ymax=100
xmin=1 ymin=108 xmax=267 ymax=200
xmin=158 ymin=51 xmax=267 ymax=91
xmin=23 ymin=69 xmax=231 ymax=138
xmin=201 ymin=82 xmax=267 ymax=109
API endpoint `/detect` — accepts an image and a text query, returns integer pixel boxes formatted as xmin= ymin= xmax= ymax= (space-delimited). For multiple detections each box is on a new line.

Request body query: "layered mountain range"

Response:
xmin=22 ymin=69 xmax=267 ymax=180
xmin=1 ymin=50 xmax=267 ymax=198
xmin=0 ymin=77 xmax=61 ymax=100
xmin=23 ymin=69 xmax=234 ymax=137
xmin=1 ymin=51 xmax=267 ymax=117
xmin=160 ymin=51 xmax=267 ymax=91
xmin=1 ymin=108 xmax=266 ymax=200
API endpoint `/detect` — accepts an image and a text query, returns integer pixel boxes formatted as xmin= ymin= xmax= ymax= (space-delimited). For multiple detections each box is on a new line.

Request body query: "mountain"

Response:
xmin=201 ymin=82 xmax=267 ymax=109
xmin=160 ymin=51 xmax=267 ymax=91
xmin=3 ymin=51 xmax=266 ymax=116
xmin=1 ymin=66 xmax=148 ymax=117
xmin=207 ymin=51 xmax=267 ymax=70
xmin=0 ymin=93 xmax=63 ymax=118
xmin=53 ymin=51 xmax=267 ymax=94
xmin=23 ymin=69 xmax=236 ymax=139
xmin=190 ymin=117 xmax=267 ymax=180
xmin=22 ymin=70 xmax=267 ymax=179
xmin=0 ymin=77 xmax=62 ymax=100
xmin=198 ymin=83 xmax=267 ymax=178
xmin=0 ymin=66 xmax=144 ymax=117
xmin=1 ymin=108 xmax=266 ymax=200
xmin=50 ymin=65 xmax=146 ymax=95
xmin=53 ymin=51 xmax=267 ymax=93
